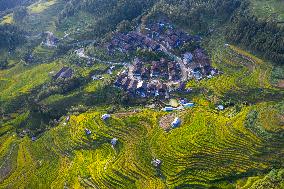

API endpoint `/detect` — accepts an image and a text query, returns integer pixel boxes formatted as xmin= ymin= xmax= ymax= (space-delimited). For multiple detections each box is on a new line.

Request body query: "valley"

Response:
xmin=0 ymin=0 xmax=283 ymax=188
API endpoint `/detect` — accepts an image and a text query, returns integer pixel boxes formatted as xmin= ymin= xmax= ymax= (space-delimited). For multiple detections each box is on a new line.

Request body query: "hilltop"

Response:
xmin=0 ymin=0 xmax=283 ymax=188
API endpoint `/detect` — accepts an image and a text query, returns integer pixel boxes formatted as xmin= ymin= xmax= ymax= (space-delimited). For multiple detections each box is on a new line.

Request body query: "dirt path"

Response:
xmin=113 ymin=111 xmax=138 ymax=118
xmin=74 ymin=47 xmax=130 ymax=66
xmin=278 ymin=80 xmax=284 ymax=88
xmin=159 ymin=113 xmax=176 ymax=131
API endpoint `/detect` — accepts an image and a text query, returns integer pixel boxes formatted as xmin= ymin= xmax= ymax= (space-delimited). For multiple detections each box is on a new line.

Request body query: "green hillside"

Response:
xmin=250 ymin=0 xmax=284 ymax=22
xmin=0 ymin=0 xmax=283 ymax=188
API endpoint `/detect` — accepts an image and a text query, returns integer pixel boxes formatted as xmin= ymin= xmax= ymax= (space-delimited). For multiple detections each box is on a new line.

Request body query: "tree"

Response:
xmin=13 ymin=6 xmax=28 ymax=21
xmin=226 ymin=13 xmax=284 ymax=65
xmin=116 ymin=20 xmax=132 ymax=33
xmin=0 ymin=58 xmax=8 ymax=69
xmin=0 ymin=24 xmax=25 ymax=50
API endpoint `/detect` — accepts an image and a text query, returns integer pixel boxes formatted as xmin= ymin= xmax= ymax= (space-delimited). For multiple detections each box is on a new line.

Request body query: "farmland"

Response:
xmin=0 ymin=0 xmax=283 ymax=188
xmin=250 ymin=0 xmax=284 ymax=22
xmin=0 ymin=100 xmax=283 ymax=188
xmin=0 ymin=34 xmax=283 ymax=188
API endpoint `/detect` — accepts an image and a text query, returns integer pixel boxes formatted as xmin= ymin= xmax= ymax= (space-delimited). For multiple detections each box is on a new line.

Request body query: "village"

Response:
xmin=47 ymin=20 xmax=222 ymax=116
xmin=110 ymin=21 xmax=220 ymax=99
xmin=29 ymin=22 xmax=226 ymax=145
xmin=46 ymin=21 xmax=223 ymax=133
xmin=22 ymin=20 xmax=229 ymax=174
xmin=46 ymin=20 xmax=220 ymax=99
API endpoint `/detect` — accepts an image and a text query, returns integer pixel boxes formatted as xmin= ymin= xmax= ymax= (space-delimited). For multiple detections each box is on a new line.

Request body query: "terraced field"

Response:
xmin=0 ymin=61 xmax=60 ymax=102
xmin=250 ymin=0 xmax=284 ymax=22
xmin=28 ymin=0 xmax=58 ymax=14
xmin=0 ymin=99 xmax=283 ymax=188
xmin=187 ymin=34 xmax=282 ymax=107
xmin=20 ymin=0 xmax=65 ymax=34
xmin=0 ymin=44 xmax=283 ymax=187
xmin=0 ymin=1 xmax=283 ymax=187
xmin=0 ymin=14 xmax=13 ymax=25
xmin=32 ymin=45 xmax=57 ymax=63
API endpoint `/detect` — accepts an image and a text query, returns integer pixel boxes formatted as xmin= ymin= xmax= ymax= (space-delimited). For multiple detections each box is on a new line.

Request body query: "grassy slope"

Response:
xmin=28 ymin=0 xmax=58 ymax=14
xmin=0 ymin=61 xmax=60 ymax=102
xmin=0 ymin=14 xmax=13 ymax=25
xmin=20 ymin=0 xmax=64 ymax=34
xmin=187 ymin=33 xmax=282 ymax=107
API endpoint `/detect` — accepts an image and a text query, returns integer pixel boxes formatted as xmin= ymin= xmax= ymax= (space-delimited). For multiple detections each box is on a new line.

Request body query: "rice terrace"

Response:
xmin=0 ymin=0 xmax=283 ymax=188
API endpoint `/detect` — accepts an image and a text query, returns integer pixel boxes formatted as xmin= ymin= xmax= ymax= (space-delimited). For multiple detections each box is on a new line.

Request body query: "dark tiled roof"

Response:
xmin=54 ymin=67 xmax=73 ymax=79
xmin=128 ymin=80 xmax=138 ymax=91
xmin=121 ymin=77 xmax=131 ymax=89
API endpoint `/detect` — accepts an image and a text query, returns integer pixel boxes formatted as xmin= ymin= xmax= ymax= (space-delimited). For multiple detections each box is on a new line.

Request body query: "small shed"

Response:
xmin=137 ymin=80 xmax=144 ymax=89
xmin=92 ymin=75 xmax=98 ymax=80
xmin=179 ymin=98 xmax=188 ymax=105
xmin=151 ymin=158 xmax=162 ymax=167
xmin=171 ymin=117 xmax=181 ymax=128
xmin=217 ymin=105 xmax=224 ymax=111
xmin=85 ymin=129 xmax=92 ymax=135
xmin=186 ymin=88 xmax=193 ymax=93
xmin=111 ymin=138 xmax=118 ymax=146
xmin=193 ymin=71 xmax=202 ymax=80
xmin=155 ymin=90 xmax=159 ymax=97
xmin=102 ymin=114 xmax=111 ymax=121
xmin=54 ymin=67 xmax=73 ymax=80
xmin=107 ymin=69 xmax=113 ymax=75
xmin=66 ymin=116 xmax=70 ymax=122
xmin=163 ymin=107 xmax=174 ymax=112
xmin=210 ymin=69 xmax=217 ymax=76
xmin=183 ymin=103 xmax=194 ymax=108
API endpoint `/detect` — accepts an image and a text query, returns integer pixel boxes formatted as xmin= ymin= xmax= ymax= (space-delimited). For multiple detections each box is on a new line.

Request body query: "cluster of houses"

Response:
xmin=131 ymin=58 xmax=182 ymax=81
xmin=144 ymin=21 xmax=201 ymax=50
xmin=115 ymin=58 xmax=175 ymax=98
xmin=107 ymin=21 xmax=219 ymax=99
xmin=42 ymin=31 xmax=59 ymax=47
xmin=115 ymin=75 xmax=169 ymax=98
xmin=183 ymin=48 xmax=219 ymax=80
xmin=114 ymin=49 xmax=218 ymax=98
xmin=106 ymin=21 xmax=200 ymax=54
xmin=106 ymin=31 xmax=161 ymax=53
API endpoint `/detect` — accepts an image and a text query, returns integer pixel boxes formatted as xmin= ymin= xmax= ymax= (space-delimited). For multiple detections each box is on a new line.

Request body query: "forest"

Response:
xmin=0 ymin=0 xmax=34 ymax=11
xmin=0 ymin=24 xmax=25 ymax=50
xmin=227 ymin=12 xmax=284 ymax=65
xmin=57 ymin=0 xmax=283 ymax=65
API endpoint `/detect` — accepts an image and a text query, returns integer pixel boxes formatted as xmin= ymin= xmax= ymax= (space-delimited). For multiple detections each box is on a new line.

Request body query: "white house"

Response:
xmin=217 ymin=105 xmax=224 ymax=110
xmin=102 ymin=114 xmax=111 ymax=121
xmin=171 ymin=117 xmax=181 ymax=128
xmin=163 ymin=107 xmax=174 ymax=112
xmin=111 ymin=138 xmax=118 ymax=146
xmin=151 ymin=158 xmax=162 ymax=167
xmin=85 ymin=129 xmax=92 ymax=135
xmin=183 ymin=103 xmax=195 ymax=108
